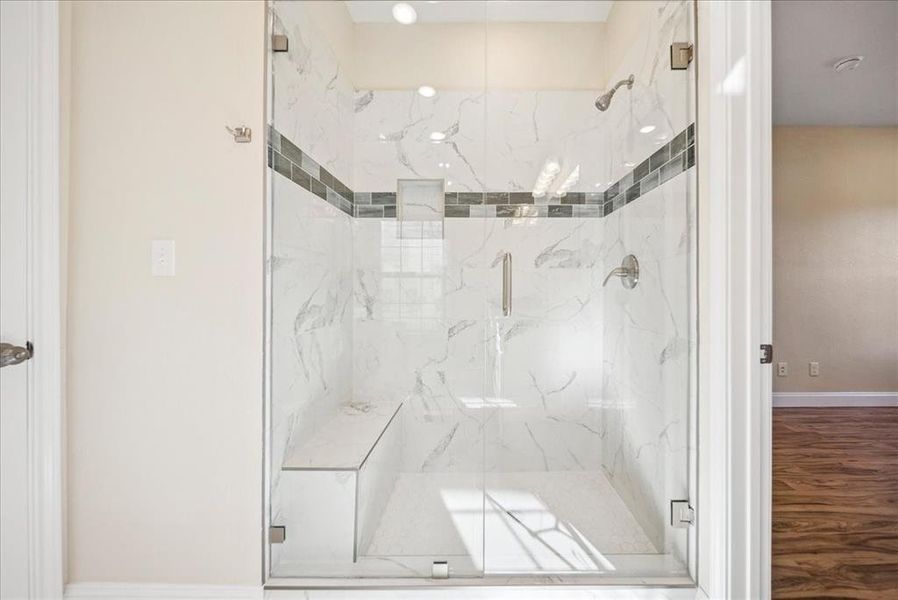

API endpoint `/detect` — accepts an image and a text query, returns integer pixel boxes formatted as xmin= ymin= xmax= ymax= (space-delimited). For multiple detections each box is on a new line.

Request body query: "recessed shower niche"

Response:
xmin=265 ymin=0 xmax=697 ymax=585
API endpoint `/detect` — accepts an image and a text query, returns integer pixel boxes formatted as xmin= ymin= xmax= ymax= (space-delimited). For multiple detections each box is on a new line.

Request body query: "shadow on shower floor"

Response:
xmin=364 ymin=470 xmax=665 ymax=574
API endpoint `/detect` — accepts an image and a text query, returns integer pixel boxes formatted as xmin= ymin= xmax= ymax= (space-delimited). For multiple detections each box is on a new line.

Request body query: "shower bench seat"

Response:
xmin=273 ymin=401 xmax=403 ymax=567
xmin=283 ymin=401 xmax=402 ymax=471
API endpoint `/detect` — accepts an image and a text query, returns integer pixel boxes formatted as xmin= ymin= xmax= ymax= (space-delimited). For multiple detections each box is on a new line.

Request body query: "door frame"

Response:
xmin=3 ymin=0 xmax=65 ymax=597
xmin=19 ymin=0 xmax=777 ymax=596
xmin=697 ymin=0 xmax=773 ymax=598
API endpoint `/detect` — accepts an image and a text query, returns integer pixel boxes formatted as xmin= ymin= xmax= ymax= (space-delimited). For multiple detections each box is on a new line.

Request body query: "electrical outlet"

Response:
xmin=777 ymin=362 xmax=788 ymax=377
xmin=809 ymin=361 xmax=820 ymax=377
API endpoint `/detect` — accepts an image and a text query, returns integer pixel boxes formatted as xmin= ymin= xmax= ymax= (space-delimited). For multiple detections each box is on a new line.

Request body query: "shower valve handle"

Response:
xmin=603 ymin=254 xmax=640 ymax=289
xmin=602 ymin=267 xmax=628 ymax=286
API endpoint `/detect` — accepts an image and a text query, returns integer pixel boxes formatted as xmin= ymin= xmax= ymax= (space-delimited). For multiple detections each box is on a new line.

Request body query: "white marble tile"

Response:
xmin=271 ymin=469 xmax=357 ymax=575
xmin=398 ymin=180 xmax=445 ymax=222
xmin=270 ymin=172 xmax=354 ymax=481
xmin=356 ymin=404 xmax=403 ymax=557
xmin=599 ymin=178 xmax=694 ymax=558
xmin=283 ymin=401 xmax=401 ymax=470
xmin=600 ymin=0 xmax=695 ymax=187
xmin=354 ymin=91 xmax=607 ymax=194
xmin=361 ymin=470 xmax=660 ymax=574
xmin=271 ymin=1 xmax=354 ymax=186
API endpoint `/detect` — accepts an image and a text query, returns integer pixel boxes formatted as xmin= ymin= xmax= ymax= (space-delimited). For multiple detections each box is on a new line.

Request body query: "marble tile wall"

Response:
xmin=597 ymin=0 xmax=696 ymax=560
xmin=269 ymin=172 xmax=354 ymax=554
xmin=271 ymin=1 xmax=354 ymax=187
xmin=269 ymin=0 xmax=696 ymax=571
xmin=351 ymin=215 xmax=609 ymax=473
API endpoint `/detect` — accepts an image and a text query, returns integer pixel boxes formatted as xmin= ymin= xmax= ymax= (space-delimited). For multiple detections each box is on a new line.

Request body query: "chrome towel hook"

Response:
xmin=226 ymin=125 xmax=252 ymax=143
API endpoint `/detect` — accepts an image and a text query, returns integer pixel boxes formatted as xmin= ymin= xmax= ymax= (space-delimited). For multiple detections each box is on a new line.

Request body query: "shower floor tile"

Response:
xmin=363 ymin=470 xmax=658 ymax=574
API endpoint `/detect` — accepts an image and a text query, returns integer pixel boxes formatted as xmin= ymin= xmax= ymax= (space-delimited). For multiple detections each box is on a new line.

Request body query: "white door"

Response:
xmin=1 ymin=1 xmax=36 ymax=597
xmin=0 ymin=2 xmax=61 ymax=598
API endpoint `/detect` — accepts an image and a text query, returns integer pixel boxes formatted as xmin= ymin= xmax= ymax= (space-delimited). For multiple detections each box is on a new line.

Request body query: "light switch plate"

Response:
xmin=151 ymin=240 xmax=176 ymax=277
xmin=809 ymin=361 xmax=820 ymax=377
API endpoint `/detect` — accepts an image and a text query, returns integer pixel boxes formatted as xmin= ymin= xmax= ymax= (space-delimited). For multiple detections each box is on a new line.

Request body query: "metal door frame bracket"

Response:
xmin=670 ymin=499 xmax=695 ymax=528
xmin=671 ymin=42 xmax=694 ymax=70
xmin=269 ymin=525 xmax=286 ymax=544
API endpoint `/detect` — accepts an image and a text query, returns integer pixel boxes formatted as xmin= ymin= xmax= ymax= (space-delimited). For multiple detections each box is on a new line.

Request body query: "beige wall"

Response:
xmin=773 ymin=126 xmax=898 ymax=392
xmin=65 ymin=0 xmax=265 ymax=584
xmin=301 ymin=1 xmax=609 ymax=90
xmin=353 ymin=22 xmax=607 ymax=90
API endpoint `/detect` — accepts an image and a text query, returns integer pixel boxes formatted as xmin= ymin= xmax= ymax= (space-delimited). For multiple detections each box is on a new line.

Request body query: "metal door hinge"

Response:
xmin=269 ymin=525 xmax=286 ymax=544
xmin=272 ymin=34 xmax=289 ymax=53
xmin=432 ymin=561 xmax=449 ymax=579
xmin=670 ymin=42 xmax=694 ymax=70
xmin=760 ymin=344 xmax=773 ymax=364
xmin=670 ymin=500 xmax=694 ymax=529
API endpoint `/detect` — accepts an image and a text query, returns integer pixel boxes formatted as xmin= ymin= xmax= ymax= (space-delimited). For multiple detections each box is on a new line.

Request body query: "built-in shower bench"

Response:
xmin=283 ymin=401 xmax=402 ymax=471
xmin=274 ymin=401 xmax=403 ymax=566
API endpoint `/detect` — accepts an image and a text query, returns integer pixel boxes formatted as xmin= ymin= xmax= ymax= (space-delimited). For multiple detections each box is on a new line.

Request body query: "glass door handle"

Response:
xmin=502 ymin=252 xmax=512 ymax=316
xmin=0 ymin=341 xmax=33 ymax=368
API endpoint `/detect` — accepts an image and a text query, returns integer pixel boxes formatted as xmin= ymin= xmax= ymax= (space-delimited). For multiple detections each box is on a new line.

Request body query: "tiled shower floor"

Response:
xmin=364 ymin=470 xmax=658 ymax=574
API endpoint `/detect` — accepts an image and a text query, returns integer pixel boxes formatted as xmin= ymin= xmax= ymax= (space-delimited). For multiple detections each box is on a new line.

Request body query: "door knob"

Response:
xmin=0 ymin=341 xmax=33 ymax=368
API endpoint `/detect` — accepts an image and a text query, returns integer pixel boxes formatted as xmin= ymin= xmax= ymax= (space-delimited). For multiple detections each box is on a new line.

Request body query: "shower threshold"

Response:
xmin=268 ymin=471 xmax=692 ymax=586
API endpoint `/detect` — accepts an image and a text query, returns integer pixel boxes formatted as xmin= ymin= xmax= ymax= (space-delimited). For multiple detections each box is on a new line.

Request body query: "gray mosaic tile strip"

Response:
xmin=602 ymin=123 xmax=695 ymax=217
xmin=268 ymin=123 xmax=695 ymax=220
xmin=267 ymin=125 xmax=354 ymax=217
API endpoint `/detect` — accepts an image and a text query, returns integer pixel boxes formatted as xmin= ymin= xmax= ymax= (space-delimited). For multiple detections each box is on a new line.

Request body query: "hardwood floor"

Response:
xmin=773 ymin=408 xmax=898 ymax=599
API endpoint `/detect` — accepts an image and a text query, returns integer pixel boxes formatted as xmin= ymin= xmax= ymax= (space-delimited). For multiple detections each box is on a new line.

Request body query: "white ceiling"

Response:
xmin=772 ymin=0 xmax=898 ymax=126
xmin=345 ymin=1 xmax=614 ymax=24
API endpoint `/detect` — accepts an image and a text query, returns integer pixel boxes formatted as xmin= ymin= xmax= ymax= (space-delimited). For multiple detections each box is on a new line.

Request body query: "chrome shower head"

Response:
xmin=595 ymin=74 xmax=635 ymax=111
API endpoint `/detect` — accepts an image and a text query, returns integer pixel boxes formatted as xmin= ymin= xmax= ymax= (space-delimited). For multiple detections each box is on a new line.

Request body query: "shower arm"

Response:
xmin=610 ymin=74 xmax=635 ymax=94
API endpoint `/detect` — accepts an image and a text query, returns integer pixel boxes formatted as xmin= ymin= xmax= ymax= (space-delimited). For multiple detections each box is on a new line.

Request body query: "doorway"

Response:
xmin=770 ymin=1 xmax=898 ymax=597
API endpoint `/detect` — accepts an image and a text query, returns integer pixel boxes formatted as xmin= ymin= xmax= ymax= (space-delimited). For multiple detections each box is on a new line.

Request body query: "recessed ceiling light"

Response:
xmin=639 ymin=125 xmax=656 ymax=134
xmin=430 ymin=131 xmax=446 ymax=141
xmin=833 ymin=55 xmax=864 ymax=72
xmin=392 ymin=3 xmax=417 ymax=25
xmin=418 ymin=85 xmax=436 ymax=98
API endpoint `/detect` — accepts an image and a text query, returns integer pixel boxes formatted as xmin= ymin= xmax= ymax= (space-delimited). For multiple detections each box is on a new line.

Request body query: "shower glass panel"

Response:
xmin=265 ymin=0 xmax=697 ymax=583
xmin=480 ymin=0 xmax=696 ymax=578
xmin=266 ymin=0 xmax=489 ymax=578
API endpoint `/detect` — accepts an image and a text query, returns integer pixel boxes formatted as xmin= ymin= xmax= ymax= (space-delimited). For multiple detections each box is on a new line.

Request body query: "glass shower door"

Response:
xmin=481 ymin=0 xmax=697 ymax=579
xmin=266 ymin=0 xmax=490 ymax=579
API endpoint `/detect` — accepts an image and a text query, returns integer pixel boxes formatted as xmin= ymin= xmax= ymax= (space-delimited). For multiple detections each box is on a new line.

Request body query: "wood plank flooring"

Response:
xmin=773 ymin=408 xmax=898 ymax=599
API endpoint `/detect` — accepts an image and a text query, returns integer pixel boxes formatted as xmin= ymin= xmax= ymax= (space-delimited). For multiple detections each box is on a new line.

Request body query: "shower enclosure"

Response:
xmin=264 ymin=0 xmax=697 ymax=584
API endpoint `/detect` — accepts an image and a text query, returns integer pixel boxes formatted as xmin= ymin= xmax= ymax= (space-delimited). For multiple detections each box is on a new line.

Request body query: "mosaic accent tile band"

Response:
xmin=267 ymin=126 xmax=355 ymax=217
xmin=267 ymin=123 xmax=695 ymax=219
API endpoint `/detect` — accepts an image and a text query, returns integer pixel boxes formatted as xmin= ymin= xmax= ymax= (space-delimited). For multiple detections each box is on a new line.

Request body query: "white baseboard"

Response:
xmin=64 ymin=583 xmax=263 ymax=600
xmin=773 ymin=392 xmax=898 ymax=408
xmin=65 ymin=583 xmax=702 ymax=599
